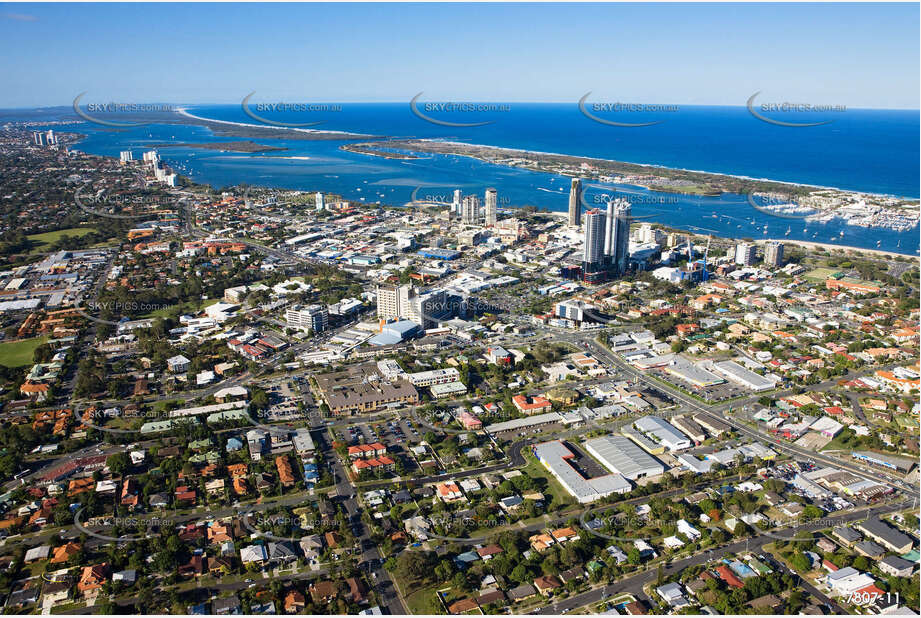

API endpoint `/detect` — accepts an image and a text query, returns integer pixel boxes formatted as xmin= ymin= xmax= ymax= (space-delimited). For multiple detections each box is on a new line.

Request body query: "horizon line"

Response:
xmin=4 ymin=101 xmax=920 ymax=113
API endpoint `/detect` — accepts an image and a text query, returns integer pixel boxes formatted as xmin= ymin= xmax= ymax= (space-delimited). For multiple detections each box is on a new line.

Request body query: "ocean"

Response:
xmin=21 ymin=103 xmax=920 ymax=254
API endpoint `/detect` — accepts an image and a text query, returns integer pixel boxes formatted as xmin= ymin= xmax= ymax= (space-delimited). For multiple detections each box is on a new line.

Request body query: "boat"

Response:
xmin=785 ymin=227 xmax=791 ymax=236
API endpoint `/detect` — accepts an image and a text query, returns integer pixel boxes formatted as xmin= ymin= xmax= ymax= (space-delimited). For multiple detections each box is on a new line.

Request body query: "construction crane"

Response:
xmin=702 ymin=235 xmax=712 ymax=281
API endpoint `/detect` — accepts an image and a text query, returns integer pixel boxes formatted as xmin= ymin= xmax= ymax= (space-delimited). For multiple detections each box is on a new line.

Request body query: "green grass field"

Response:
xmin=520 ymin=451 xmax=573 ymax=508
xmin=0 ymin=336 xmax=48 ymax=367
xmin=0 ymin=337 xmax=48 ymax=367
xmin=27 ymin=227 xmax=98 ymax=253
xmin=405 ymin=585 xmax=447 ymax=615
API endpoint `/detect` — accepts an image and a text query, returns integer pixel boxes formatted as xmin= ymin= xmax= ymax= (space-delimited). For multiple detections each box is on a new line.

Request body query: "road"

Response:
xmin=582 ymin=335 xmax=913 ymax=491
xmin=531 ymin=499 xmax=910 ymax=615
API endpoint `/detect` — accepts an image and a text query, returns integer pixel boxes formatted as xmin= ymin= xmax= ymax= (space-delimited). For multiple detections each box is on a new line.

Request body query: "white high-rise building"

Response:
xmin=45 ymin=130 xmax=56 ymax=145
xmin=735 ymin=243 xmax=757 ymax=266
xmin=376 ymin=283 xmax=448 ymax=328
xmin=315 ymin=192 xmax=325 ymax=212
xmin=484 ymin=188 xmax=498 ymax=225
xmin=143 ymin=150 xmax=160 ymax=165
xmin=33 ymin=132 xmax=44 ymax=146
xmin=376 ymin=284 xmax=403 ymax=321
xmin=462 ymin=195 xmax=480 ymax=225
xmin=286 ymin=304 xmax=329 ymax=333
xmin=638 ymin=223 xmax=664 ymax=246
xmin=606 ymin=199 xmax=632 ymax=276
xmin=764 ymin=241 xmax=784 ymax=266
xmin=453 ymin=189 xmax=463 ymax=216
xmin=119 ymin=151 xmax=133 ymax=163
xmin=583 ymin=208 xmax=607 ymax=268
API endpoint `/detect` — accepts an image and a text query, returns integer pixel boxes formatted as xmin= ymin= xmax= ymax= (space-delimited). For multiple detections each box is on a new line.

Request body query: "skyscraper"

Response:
xmin=484 ymin=188 xmax=497 ymax=225
xmin=764 ymin=241 xmax=785 ymax=266
xmin=315 ymin=192 xmax=325 ymax=212
xmin=462 ymin=195 xmax=480 ymax=225
xmin=568 ymin=178 xmax=582 ymax=227
xmin=582 ymin=208 xmax=607 ymax=271
xmin=601 ymin=198 xmax=632 ymax=276
xmin=453 ymin=189 xmax=463 ymax=216
xmin=734 ymin=243 xmax=757 ymax=266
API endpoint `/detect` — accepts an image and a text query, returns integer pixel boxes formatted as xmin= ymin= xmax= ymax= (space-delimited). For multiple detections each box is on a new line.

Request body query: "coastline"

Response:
xmin=756 ymin=238 xmax=918 ymax=261
xmin=63 ymin=131 xmax=918 ymax=260
xmin=357 ymin=138 xmax=921 ymax=202
xmin=173 ymin=107 xmax=377 ymax=141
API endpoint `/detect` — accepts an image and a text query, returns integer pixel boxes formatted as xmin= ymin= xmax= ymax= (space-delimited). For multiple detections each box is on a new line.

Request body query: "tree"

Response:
xmin=790 ymin=551 xmax=811 ymax=573
xmin=106 ymin=452 xmax=130 ymax=477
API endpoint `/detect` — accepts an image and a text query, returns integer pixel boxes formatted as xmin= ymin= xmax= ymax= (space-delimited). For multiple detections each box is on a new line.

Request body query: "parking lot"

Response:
xmin=343 ymin=417 xmax=423 ymax=448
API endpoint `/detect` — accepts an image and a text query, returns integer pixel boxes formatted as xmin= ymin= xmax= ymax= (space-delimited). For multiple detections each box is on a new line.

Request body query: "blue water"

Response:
xmin=21 ymin=102 xmax=920 ymax=254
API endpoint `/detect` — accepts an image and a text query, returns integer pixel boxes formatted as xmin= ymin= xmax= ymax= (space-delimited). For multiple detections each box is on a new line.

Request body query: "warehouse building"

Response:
xmin=584 ymin=435 xmax=665 ymax=480
xmin=533 ymin=440 xmax=631 ymax=504
xmin=634 ymin=416 xmax=691 ymax=451
xmin=663 ymin=358 xmax=725 ymax=388
xmin=852 ymin=451 xmax=915 ymax=473
xmin=484 ymin=412 xmax=562 ymax=437
xmin=711 ymin=360 xmax=779 ymax=392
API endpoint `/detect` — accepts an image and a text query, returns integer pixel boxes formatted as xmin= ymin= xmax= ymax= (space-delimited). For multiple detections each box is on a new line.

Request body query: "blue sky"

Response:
xmin=1 ymin=2 xmax=918 ymax=109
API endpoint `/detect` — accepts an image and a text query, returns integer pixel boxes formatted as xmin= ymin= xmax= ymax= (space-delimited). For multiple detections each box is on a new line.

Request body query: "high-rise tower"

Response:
xmin=568 ymin=178 xmax=582 ymax=227
xmin=484 ymin=188 xmax=498 ymax=225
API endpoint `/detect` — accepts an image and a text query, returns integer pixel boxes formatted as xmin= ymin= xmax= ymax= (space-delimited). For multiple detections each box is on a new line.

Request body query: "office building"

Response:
xmin=568 ymin=178 xmax=582 ymax=227
xmin=286 ymin=304 xmax=329 ymax=333
xmin=462 ymin=195 xmax=480 ymax=225
xmin=376 ymin=284 xmax=449 ymax=328
xmin=735 ymin=243 xmax=757 ymax=266
xmin=484 ymin=188 xmax=498 ymax=225
xmin=764 ymin=241 xmax=784 ymax=266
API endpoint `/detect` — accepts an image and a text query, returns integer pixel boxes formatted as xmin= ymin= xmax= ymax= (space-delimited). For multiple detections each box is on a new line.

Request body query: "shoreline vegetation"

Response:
xmin=170 ymin=109 xmax=378 ymax=141
xmin=341 ymin=143 xmax=418 ymax=159
xmin=150 ymin=140 xmax=288 ymax=153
